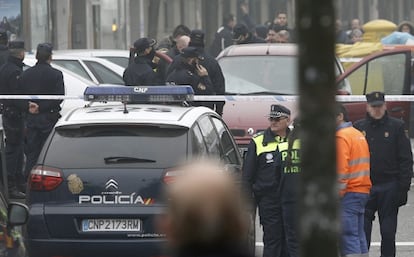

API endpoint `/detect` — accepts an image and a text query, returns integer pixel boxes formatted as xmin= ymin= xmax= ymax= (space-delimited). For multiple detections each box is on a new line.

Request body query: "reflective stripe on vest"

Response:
xmin=253 ymin=134 xmax=282 ymax=156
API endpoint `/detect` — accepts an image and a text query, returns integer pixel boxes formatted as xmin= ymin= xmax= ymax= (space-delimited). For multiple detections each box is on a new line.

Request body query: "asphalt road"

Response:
xmin=254 ymin=181 xmax=414 ymax=257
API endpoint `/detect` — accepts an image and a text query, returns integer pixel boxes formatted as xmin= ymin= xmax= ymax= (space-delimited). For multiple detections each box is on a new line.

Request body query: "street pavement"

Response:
xmin=254 ymin=181 xmax=414 ymax=257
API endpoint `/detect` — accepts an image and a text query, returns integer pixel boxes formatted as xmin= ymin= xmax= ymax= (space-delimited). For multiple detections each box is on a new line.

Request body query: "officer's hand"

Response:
xmin=397 ymin=189 xmax=409 ymax=207
xmin=196 ymin=64 xmax=208 ymax=77
xmin=28 ymin=101 xmax=39 ymax=114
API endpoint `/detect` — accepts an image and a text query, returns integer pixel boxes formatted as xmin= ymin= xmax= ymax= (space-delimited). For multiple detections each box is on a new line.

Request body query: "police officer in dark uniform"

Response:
xmin=0 ymin=40 xmax=25 ymax=198
xmin=0 ymin=28 xmax=8 ymax=66
xmin=166 ymin=46 xmax=215 ymax=109
xmin=19 ymin=43 xmax=65 ymax=178
xmin=242 ymin=104 xmax=290 ymax=257
xmin=168 ymin=30 xmax=226 ymax=115
xmin=354 ymin=91 xmax=413 ymax=257
xmin=232 ymin=23 xmax=266 ymax=45
xmin=123 ymin=37 xmax=162 ymax=86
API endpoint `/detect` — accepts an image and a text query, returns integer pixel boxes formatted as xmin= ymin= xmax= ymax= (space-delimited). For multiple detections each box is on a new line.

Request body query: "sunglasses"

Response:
xmin=268 ymin=117 xmax=287 ymax=122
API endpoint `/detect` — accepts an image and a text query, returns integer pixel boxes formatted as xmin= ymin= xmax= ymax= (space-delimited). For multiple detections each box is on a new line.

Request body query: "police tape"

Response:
xmin=1 ymin=95 xmax=414 ymax=102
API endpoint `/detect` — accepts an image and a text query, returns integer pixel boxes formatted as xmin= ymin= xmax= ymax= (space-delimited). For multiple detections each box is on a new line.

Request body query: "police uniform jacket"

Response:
xmin=123 ymin=56 xmax=161 ymax=86
xmin=166 ymin=61 xmax=215 ymax=96
xmin=0 ymin=55 xmax=24 ymax=110
xmin=354 ymin=112 xmax=413 ymax=190
xmin=275 ymin=139 xmax=300 ymax=205
xmin=18 ymin=61 xmax=64 ymax=113
xmin=242 ymin=127 xmax=289 ymax=198
xmin=196 ymin=47 xmax=225 ymax=96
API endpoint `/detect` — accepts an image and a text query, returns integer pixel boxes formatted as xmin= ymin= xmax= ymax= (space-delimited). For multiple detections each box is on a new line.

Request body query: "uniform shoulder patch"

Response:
xmin=252 ymin=131 xmax=264 ymax=138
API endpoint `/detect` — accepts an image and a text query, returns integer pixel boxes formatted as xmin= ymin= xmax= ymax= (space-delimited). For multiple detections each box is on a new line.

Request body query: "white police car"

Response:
xmin=24 ymin=86 xmax=244 ymax=257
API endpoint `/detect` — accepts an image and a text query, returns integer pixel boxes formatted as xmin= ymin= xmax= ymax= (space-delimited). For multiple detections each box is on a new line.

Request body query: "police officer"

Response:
xmin=168 ymin=30 xmax=226 ymax=116
xmin=0 ymin=41 xmax=25 ymax=198
xmin=166 ymin=46 xmax=215 ymax=109
xmin=19 ymin=43 xmax=65 ymax=178
xmin=242 ymin=104 xmax=290 ymax=257
xmin=0 ymin=28 xmax=8 ymax=66
xmin=354 ymin=91 xmax=413 ymax=257
xmin=123 ymin=37 xmax=162 ymax=86
xmin=275 ymin=119 xmax=300 ymax=257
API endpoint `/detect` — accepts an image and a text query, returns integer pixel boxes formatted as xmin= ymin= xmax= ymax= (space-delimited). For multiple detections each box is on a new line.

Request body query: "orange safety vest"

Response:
xmin=336 ymin=125 xmax=372 ymax=197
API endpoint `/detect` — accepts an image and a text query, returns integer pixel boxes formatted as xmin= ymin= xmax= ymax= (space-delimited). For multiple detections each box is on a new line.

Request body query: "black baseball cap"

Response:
xmin=133 ymin=38 xmax=156 ymax=53
xmin=37 ymin=43 xmax=53 ymax=55
xmin=181 ymin=46 xmax=200 ymax=59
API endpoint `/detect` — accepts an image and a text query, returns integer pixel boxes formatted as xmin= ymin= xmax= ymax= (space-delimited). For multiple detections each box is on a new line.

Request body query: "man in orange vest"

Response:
xmin=336 ymin=103 xmax=372 ymax=257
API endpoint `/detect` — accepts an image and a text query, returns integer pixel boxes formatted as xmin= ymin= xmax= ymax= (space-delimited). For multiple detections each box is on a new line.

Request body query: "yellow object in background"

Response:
xmin=363 ymin=19 xmax=397 ymax=42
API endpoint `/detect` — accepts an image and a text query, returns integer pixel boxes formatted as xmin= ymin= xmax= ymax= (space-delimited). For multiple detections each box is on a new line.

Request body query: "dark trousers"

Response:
xmin=2 ymin=115 xmax=24 ymax=186
xmin=24 ymin=113 xmax=58 ymax=177
xmin=364 ymin=181 xmax=399 ymax=257
xmin=256 ymin=192 xmax=286 ymax=257
xmin=282 ymin=201 xmax=298 ymax=257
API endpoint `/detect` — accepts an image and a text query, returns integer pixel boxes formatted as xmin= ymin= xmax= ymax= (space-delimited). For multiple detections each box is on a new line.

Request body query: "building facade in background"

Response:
xmin=20 ymin=0 xmax=414 ymax=51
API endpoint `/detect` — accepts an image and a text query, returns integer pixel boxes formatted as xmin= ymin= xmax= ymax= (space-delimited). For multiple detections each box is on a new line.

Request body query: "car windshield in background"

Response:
xmin=219 ymin=55 xmax=298 ymax=95
xmin=44 ymin=125 xmax=188 ymax=168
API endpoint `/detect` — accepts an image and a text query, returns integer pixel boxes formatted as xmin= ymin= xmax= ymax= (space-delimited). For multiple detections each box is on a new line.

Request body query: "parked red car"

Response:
xmin=217 ymin=43 xmax=412 ymax=154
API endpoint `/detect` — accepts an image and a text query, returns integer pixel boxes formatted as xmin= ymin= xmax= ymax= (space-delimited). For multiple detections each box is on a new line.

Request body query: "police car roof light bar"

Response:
xmin=83 ymin=85 xmax=195 ymax=103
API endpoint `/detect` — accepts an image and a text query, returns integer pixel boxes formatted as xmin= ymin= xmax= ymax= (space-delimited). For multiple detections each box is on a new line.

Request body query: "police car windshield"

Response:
xmin=45 ymin=125 xmax=188 ymax=168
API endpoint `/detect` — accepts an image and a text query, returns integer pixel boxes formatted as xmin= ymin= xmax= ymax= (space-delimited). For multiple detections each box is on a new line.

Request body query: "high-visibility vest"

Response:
xmin=336 ymin=126 xmax=372 ymax=196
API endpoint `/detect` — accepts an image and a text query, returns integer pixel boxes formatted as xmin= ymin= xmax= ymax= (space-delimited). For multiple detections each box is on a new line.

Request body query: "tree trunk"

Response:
xmin=148 ymin=0 xmax=160 ymax=39
xmin=296 ymin=0 xmax=340 ymax=257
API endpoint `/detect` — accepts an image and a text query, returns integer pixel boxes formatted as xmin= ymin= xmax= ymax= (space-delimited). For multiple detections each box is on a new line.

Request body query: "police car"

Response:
xmin=24 ymin=86 xmax=244 ymax=257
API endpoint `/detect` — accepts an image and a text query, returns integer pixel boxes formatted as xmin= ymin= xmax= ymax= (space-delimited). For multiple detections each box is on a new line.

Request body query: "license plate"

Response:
xmin=82 ymin=219 xmax=141 ymax=232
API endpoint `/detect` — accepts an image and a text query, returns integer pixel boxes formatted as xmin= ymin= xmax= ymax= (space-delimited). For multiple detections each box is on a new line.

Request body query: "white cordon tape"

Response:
xmin=0 ymin=95 xmax=414 ymax=102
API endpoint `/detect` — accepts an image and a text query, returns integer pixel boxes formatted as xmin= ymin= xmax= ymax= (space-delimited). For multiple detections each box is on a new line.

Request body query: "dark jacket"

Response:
xmin=275 ymin=139 xmax=301 ymax=205
xmin=209 ymin=25 xmax=234 ymax=57
xmin=0 ymin=44 xmax=8 ymax=66
xmin=123 ymin=56 xmax=161 ymax=86
xmin=0 ymin=55 xmax=24 ymax=111
xmin=354 ymin=112 xmax=413 ymax=190
xmin=242 ymin=127 xmax=289 ymax=198
xmin=166 ymin=61 xmax=215 ymax=96
xmin=18 ymin=61 xmax=64 ymax=113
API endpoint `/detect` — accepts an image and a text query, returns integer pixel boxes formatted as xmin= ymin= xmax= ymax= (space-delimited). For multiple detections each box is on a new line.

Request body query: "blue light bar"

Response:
xmin=84 ymin=85 xmax=194 ymax=103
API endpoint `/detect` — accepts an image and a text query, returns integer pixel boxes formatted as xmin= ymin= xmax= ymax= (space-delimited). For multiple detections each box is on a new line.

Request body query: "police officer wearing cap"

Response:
xmin=166 ymin=46 xmax=214 ymax=109
xmin=123 ymin=37 xmax=161 ymax=86
xmin=19 ymin=43 xmax=65 ymax=179
xmin=242 ymin=104 xmax=290 ymax=257
xmin=0 ymin=40 xmax=26 ymax=198
xmin=354 ymin=91 xmax=413 ymax=257
xmin=0 ymin=28 xmax=8 ymax=66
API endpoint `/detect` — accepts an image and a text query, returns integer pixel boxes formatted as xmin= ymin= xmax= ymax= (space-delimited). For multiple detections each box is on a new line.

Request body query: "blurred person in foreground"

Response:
xmin=336 ymin=103 xmax=371 ymax=257
xmin=354 ymin=92 xmax=413 ymax=257
xmin=159 ymin=159 xmax=253 ymax=257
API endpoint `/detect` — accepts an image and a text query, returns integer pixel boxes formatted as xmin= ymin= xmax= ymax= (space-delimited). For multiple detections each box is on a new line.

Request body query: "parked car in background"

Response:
xmin=54 ymin=49 xmax=130 ymax=68
xmin=24 ymin=86 xmax=246 ymax=257
xmin=217 ymin=43 xmax=412 ymax=154
xmin=24 ymin=54 xmax=125 ymax=85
